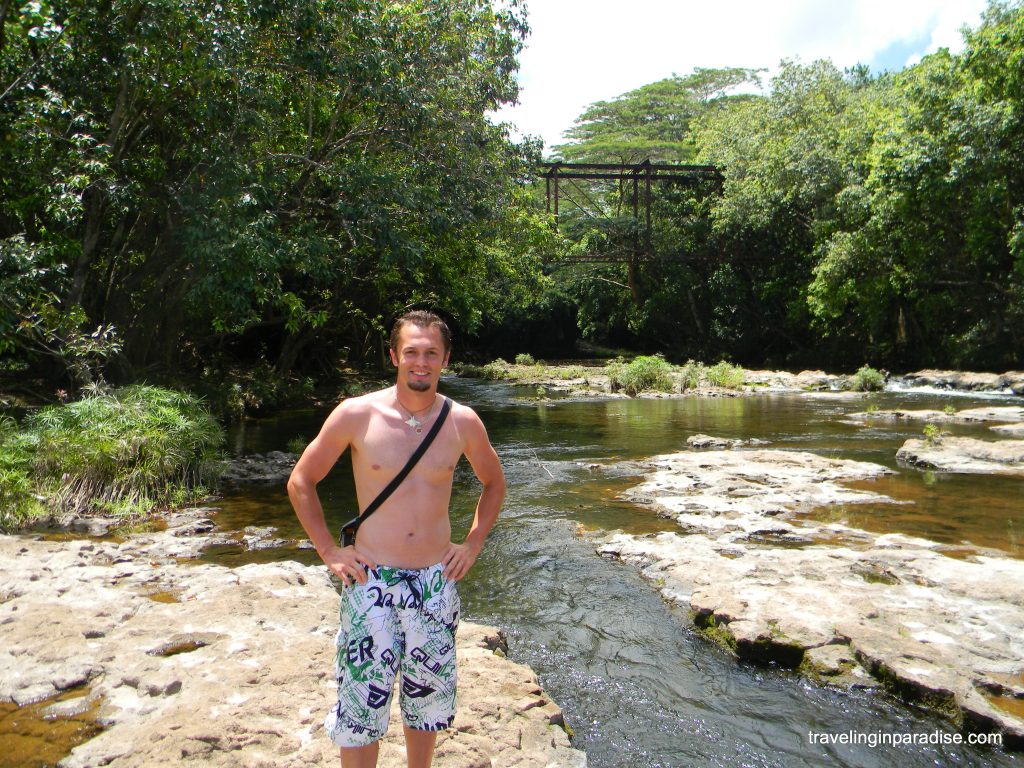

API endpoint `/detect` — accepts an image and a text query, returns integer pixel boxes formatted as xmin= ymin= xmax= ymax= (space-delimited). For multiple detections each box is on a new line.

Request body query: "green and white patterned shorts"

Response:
xmin=324 ymin=562 xmax=460 ymax=748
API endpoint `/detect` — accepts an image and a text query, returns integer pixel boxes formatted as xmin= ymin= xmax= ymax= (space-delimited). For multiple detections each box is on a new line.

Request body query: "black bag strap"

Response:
xmin=342 ymin=397 xmax=451 ymax=537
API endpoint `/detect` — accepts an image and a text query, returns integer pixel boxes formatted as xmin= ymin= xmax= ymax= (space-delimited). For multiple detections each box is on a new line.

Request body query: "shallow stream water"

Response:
xmin=205 ymin=378 xmax=1022 ymax=767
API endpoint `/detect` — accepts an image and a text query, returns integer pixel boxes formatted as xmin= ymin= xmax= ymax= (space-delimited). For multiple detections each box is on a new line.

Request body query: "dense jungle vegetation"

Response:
xmin=2 ymin=0 xmax=1024 ymax=410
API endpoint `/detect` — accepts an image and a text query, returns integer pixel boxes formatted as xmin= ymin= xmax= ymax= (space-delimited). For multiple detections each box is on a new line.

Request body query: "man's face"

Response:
xmin=390 ymin=323 xmax=450 ymax=393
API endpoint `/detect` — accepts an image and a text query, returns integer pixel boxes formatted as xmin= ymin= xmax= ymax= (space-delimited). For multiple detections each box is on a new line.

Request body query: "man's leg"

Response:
xmin=340 ymin=742 xmax=379 ymax=768
xmin=397 ymin=566 xmax=459 ymax=768
xmin=403 ymin=725 xmax=437 ymax=768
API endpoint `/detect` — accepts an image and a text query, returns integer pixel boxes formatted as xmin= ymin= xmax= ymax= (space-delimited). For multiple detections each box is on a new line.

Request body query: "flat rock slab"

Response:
xmin=596 ymin=448 xmax=1024 ymax=748
xmin=897 ymin=437 xmax=1024 ymax=475
xmin=849 ymin=406 xmax=1024 ymax=424
xmin=992 ymin=423 xmax=1024 ymax=436
xmin=0 ymin=533 xmax=585 ymax=768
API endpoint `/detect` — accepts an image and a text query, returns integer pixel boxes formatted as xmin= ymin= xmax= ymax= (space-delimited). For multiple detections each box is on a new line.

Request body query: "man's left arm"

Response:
xmin=441 ymin=408 xmax=505 ymax=581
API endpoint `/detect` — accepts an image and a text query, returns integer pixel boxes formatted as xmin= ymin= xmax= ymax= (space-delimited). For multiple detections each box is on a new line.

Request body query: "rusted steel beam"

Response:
xmin=539 ymin=161 xmax=719 ymax=173
xmin=537 ymin=171 xmax=717 ymax=182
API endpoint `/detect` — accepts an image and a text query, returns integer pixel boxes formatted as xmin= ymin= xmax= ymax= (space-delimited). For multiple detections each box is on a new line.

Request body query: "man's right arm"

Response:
xmin=287 ymin=401 xmax=376 ymax=585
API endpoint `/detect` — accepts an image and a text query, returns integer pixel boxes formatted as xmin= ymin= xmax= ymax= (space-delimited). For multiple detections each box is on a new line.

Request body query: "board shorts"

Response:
xmin=324 ymin=562 xmax=460 ymax=748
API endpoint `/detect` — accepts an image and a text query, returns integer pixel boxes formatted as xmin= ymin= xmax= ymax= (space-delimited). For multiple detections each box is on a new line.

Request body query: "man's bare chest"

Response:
xmin=352 ymin=420 xmax=463 ymax=482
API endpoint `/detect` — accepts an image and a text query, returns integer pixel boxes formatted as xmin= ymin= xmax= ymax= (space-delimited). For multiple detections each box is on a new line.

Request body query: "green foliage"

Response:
xmin=705 ymin=361 xmax=745 ymax=388
xmin=607 ymin=355 xmax=673 ymax=396
xmin=0 ymin=385 xmax=224 ymax=527
xmin=556 ymin=68 xmax=764 ymax=163
xmin=533 ymin=5 xmax=1024 ymax=370
xmin=943 ymin=404 xmax=957 ymax=416
xmin=197 ymin=363 xmax=316 ymax=419
xmin=514 ymin=353 xmax=536 ymax=366
xmin=286 ymin=436 xmax=308 ymax=455
xmin=678 ymin=360 xmax=703 ymax=391
xmin=1 ymin=0 xmax=543 ymax=385
xmin=848 ymin=365 xmax=885 ymax=392
xmin=922 ymin=423 xmax=949 ymax=445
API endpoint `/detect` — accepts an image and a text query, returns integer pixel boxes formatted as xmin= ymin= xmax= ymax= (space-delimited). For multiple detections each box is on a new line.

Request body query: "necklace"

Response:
xmin=396 ymin=395 xmax=436 ymax=434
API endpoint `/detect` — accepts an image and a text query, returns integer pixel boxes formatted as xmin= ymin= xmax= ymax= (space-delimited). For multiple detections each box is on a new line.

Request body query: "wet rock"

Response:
xmin=742 ymin=370 xmax=845 ymax=391
xmin=0 ymin=534 xmax=584 ymax=768
xmin=992 ymin=423 xmax=1024 ymax=436
xmin=595 ymin=448 xmax=1024 ymax=747
xmin=686 ymin=434 xmax=770 ymax=449
xmin=902 ymin=369 xmax=1024 ymax=393
xmin=221 ymin=451 xmax=298 ymax=484
xmin=849 ymin=409 xmax=954 ymax=423
xmin=849 ymin=406 xmax=1024 ymax=424
xmin=68 ymin=517 xmax=116 ymax=536
xmin=956 ymin=406 xmax=1024 ymax=422
xmin=896 ymin=436 xmax=1024 ymax=475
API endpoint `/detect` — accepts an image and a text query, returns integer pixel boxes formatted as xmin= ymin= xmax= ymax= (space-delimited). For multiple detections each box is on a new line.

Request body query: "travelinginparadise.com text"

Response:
xmin=808 ymin=730 xmax=1003 ymax=749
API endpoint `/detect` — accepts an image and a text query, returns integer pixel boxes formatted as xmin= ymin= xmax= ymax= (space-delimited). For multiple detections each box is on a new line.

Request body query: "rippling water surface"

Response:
xmin=212 ymin=378 xmax=1023 ymax=767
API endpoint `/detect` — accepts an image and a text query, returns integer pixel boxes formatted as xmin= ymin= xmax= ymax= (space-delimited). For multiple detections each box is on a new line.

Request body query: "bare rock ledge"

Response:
xmin=896 ymin=436 xmax=1024 ymax=475
xmin=594 ymin=449 xmax=1024 ymax=750
xmin=0 ymin=529 xmax=585 ymax=767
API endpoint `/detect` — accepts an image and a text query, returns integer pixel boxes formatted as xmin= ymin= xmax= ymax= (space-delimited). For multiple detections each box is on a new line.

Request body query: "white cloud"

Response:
xmin=491 ymin=0 xmax=989 ymax=153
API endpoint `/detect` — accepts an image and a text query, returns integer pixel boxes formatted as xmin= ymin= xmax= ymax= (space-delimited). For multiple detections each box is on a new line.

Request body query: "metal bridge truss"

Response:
xmin=538 ymin=160 xmax=722 ymax=263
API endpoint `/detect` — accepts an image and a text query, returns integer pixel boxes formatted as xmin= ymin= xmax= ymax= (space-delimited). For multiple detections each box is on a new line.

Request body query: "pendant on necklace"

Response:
xmin=405 ymin=415 xmax=423 ymax=432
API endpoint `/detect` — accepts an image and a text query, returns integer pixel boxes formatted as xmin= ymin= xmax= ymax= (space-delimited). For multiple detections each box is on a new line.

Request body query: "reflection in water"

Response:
xmin=213 ymin=379 xmax=1022 ymax=767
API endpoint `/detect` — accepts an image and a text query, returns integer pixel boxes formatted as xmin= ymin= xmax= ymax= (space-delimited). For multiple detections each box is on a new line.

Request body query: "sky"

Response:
xmin=491 ymin=0 xmax=991 ymax=155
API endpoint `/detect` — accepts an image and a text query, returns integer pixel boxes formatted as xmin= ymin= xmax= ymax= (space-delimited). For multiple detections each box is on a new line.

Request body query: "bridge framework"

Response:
xmin=539 ymin=160 xmax=722 ymax=262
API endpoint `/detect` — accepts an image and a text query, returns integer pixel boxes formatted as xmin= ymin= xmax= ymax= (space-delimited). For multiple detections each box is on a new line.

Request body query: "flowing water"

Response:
xmin=205 ymin=378 xmax=1022 ymax=767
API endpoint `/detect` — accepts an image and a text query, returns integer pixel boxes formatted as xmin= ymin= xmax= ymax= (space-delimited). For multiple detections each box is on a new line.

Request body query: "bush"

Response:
xmin=1 ymin=385 xmax=225 ymax=527
xmin=706 ymin=361 xmax=746 ymax=389
xmin=922 ymin=423 xmax=949 ymax=445
xmin=514 ymin=353 xmax=536 ymax=366
xmin=607 ymin=355 xmax=673 ymax=396
xmin=849 ymin=365 xmax=885 ymax=392
xmin=678 ymin=360 xmax=703 ymax=390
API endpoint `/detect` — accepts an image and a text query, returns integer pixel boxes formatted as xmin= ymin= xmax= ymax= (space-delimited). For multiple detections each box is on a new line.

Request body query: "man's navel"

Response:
xmin=372 ymin=464 xmax=381 ymax=470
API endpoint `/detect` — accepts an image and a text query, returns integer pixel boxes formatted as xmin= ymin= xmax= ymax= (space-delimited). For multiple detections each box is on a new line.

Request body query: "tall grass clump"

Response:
xmin=514 ymin=353 xmax=536 ymax=366
xmin=6 ymin=385 xmax=225 ymax=525
xmin=0 ymin=414 xmax=44 ymax=529
xmin=705 ymin=361 xmax=746 ymax=389
xmin=678 ymin=360 xmax=703 ymax=390
xmin=607 ymin=355 xmax=673 ymax=396
xmin=848 ymin=365 xmax=885 ymax=392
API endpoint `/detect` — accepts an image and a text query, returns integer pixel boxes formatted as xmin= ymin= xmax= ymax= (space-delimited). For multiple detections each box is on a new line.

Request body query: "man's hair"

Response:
xmin=390 ymin=310 xmax=452 ymax=357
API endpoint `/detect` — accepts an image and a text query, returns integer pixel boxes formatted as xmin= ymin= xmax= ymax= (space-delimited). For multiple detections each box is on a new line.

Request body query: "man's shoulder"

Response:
xmin=327 ymin=387 xmax=390 ymax=422
xmin=445 ymin=396 xmax=477 ymax=420
xmin=339 ymin=387 xmax=392 ymax=409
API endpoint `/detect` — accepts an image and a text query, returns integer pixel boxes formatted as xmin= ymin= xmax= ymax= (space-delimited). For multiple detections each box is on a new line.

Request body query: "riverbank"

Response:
xmin=591 ymin=448 xmax=1024 ymax=750
xmin=0 ymin=511 xmax=585 ymax=767
xmin=453 ymin=362 xmax=1024 ymax=398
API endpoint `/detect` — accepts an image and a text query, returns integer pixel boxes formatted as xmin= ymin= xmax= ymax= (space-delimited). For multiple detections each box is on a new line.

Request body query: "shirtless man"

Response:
xmin=287 ymin=310 xmax=505 ymax=768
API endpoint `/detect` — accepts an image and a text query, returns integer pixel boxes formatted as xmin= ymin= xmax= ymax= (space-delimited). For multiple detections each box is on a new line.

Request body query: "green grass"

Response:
xmin=0 ymin=385 xmax=224 ymax=530
xmin=705 ymin=361 xmax=746 ymax=389
xmin=607 ymin=355 xmax=674 ymax=396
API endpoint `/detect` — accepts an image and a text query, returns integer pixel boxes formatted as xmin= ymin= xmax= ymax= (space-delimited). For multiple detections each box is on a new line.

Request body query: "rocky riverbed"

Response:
xmin=592 ymin=448 xmax=1024 ymax=750
xmin=0 ymin=513 xmax=585 ymax=768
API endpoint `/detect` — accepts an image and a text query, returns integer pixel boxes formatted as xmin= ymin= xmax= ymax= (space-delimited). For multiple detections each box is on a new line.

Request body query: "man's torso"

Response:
xmin=348 ymin=390 xmax=465 ymax=568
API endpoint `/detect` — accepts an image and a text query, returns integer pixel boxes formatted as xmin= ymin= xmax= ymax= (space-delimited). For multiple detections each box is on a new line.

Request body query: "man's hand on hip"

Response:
xmin=441 ymin=541 xmax=480 ymax=581
xmin=320 ymin=544 xmax=377 ymax=586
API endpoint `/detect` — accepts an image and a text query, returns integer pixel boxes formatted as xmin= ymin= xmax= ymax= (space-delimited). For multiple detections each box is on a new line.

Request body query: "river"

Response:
xmin=208 ymin=377 xmax=1022 ymax=767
